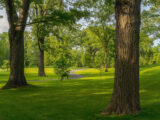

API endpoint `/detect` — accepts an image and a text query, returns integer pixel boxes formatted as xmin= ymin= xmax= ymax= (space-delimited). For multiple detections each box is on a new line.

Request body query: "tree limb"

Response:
xmin=4 ymin=0 xmax=18 ymax=26
xmin=17 ymin=0 xmax=31 ymax=30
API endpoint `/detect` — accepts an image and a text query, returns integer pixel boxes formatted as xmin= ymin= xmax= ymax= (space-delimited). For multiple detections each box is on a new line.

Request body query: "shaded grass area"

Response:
xmin=0 ymin=65 xmax=160 ymax=120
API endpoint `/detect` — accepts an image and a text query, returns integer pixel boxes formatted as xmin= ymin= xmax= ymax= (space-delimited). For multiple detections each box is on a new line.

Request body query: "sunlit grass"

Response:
xmin=24 ymin=67 xmax=55 ymax=74
xmin=0 ymin=68 xmax=58 ymax=82
xmin=0 ymin=65 xmax=160 ymax=120
xmin=75 ymin=68 xmax=115 ymax=75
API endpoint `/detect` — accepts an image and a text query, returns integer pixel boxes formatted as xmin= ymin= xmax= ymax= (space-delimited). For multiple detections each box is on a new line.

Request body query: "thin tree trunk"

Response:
xmin=102 ymin=0 xmax=141 ymax=115
xmin=35 ymin=5 xmax=46 ymax=77
xmin=105 ymin=48 xmax=108 ymax=72
xmin=38 ymin=38 xmax=46 ymax=76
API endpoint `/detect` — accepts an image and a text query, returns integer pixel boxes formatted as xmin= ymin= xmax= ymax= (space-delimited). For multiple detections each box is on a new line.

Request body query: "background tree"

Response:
xmin=24 ymin=31 xmax=38 ymax=67
xmin=28 ymin=0 xmax=89 ymax=76
xmin=54 ymin=34 xmax=72 ymax=80
xmin=30 ymin=0 xmax=55 ymax=76
xmin=140 ymin=0 xmax=160 ymax=65
xmin=0 ymin=32 xmax=9 ymax=67
xmin=89 ymin=26 xmax=115 ymax=70
xmin=90 ymin=0 xmax=115 ymax=72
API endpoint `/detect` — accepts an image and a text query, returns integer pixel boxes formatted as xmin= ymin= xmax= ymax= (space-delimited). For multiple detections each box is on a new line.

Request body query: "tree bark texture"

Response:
xmin=102 ymin=0 xmax=141 ymax=115
xmin=38 ymin=38 xmax=46 ymax=76
xmin=35 ymin=5 xmax=46 ymax=77
xmin=3 ymin=0 xmax=30 ymax=89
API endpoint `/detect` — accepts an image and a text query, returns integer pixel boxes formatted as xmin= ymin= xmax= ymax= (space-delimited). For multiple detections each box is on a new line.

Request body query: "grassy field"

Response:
xmin=0 ymin=68 xmax=58 ymax=82
xmin=0 ymin=65 xmax=160 ymax=120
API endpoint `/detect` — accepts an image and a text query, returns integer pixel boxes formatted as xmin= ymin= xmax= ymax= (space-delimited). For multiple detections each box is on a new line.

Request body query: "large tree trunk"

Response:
xmin=3 ymin=31 xmax=27 ymax=89
xmin=3 ymin=0 xmax=30 ymax=89
xmin=104 ymin=48 xmax=108 ymax=72
xmin=102 ymin=0 xmax=141 ymax=115
xmin=38 ymin=38 xmax=46 ymax=76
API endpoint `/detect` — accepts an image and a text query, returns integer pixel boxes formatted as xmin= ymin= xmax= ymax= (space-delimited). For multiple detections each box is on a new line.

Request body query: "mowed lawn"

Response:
xmin=0 ymin=68 xmax=58 ymax=82
xmin=0 ymin=65 xmax=160 ymax=120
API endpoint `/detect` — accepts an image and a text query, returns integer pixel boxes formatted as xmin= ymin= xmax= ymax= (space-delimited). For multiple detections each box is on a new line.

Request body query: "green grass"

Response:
xmin=0 ymin=65 xmax=160 ymax=120
xmin=0 ymin=68 xmax=58 ymax=82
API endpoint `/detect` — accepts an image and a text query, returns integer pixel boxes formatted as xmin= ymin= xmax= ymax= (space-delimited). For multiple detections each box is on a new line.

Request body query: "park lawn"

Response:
xmin=0 ymin=68 xmax=58 ymax=82
xmin=0 ymin=65 xmax=160 ymax=120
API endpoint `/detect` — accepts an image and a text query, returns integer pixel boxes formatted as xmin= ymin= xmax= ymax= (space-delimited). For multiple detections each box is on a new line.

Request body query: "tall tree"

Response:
xmin=30 ymin=0 xmax=88 ymax=76
xmin=89 ymin=26 xmax=115 ymax=71
xmin=3 ymin=0 xmax=30 ymax=89
xmin=34 ymin=4 xmax=47 ymax=77
xmin=91 ymin=0 xmax=115 ymax=72
xmin=102 ymin=0 xmax=141 ymax=115
xmin=32 ymin=0 xmax=56 ymax=76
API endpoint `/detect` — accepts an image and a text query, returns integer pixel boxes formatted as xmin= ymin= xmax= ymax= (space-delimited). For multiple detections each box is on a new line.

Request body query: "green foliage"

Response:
xmin=0 ymin=32 xmax=9 ymax=67
xmin=139 ymin=2 xmax=160 ymax=66
xmin=33 ymin=9 xmax=89 ymax=27
xmin=24 ymin=31 xmax=38 ymax=67
xmin=73 ymin=0 xmax=99 ymax=8
xmin=152 ymin=45 xmax=160 ymax=64
xmin=54 ymin=53 xmax=71 ymax=80
xmin=54 ymin=41 xmax=72 ymax=80
xmin=1 ymin=60 xmax=9 ymax=71
xmin=47 ymin=27 xmax=73 ymax=80
xmin=72 ymin=25 xmax=115 ymax=68
xmin=139 ymin=32 xmax=154 ymax=66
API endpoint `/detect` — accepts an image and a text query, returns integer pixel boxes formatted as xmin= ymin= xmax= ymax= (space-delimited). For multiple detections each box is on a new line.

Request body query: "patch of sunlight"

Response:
xmin=140 ymin=90 xmax=147 ymax=93
xmin=75 ymin=68 xmax=100 ymax=74
xmin=147 ymin=99 xmax=160 ymax=103
xmin=21 ymin=93 xmax=41 ymax=98
xmin=140 ymin=66 xmax=160 ymax=75
xmin=81 ymin=76 xmax=114 ymax=80
xmin=28 ymin=81 xmax=53 ymax=86
xmin=24 ymin=68 xmax=55 ymax=74
xmin=75 ymin=68 xmax=115 ymax=74
xmin=0 ymin=69 xmax=9 ymax=72
xmin=45 ymin=68 xmax=55 ymax=74
xmin=63 ymin=82 xmax=84 ymax=86
xmin=92 ymin=90 xmax=146 ymax=95
xmin=92 ymin=91 xmax=112 ymax=95
xmin=0 ymin=84 xmax=4 ymax=87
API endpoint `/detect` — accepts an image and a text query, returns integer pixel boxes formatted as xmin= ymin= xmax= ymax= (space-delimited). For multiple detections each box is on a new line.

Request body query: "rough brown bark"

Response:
xmin=38 ymin=38 xmax=46 ymax=76
xmin=102 ymin=0 xmax=141 ymax=115
xmin=3 ymin=0 xmax=30 ymax=89
xmin=3 ymin=31 xmax=27 ymax=89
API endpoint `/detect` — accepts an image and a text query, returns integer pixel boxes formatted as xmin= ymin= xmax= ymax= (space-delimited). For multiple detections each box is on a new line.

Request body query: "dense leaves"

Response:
xmin=0 ymin=0 xmax=160 ymax=71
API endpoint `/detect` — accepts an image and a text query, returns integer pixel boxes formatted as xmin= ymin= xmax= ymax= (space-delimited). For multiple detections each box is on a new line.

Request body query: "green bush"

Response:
xmin=54 ymin=51 xmax=72 ymax=80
